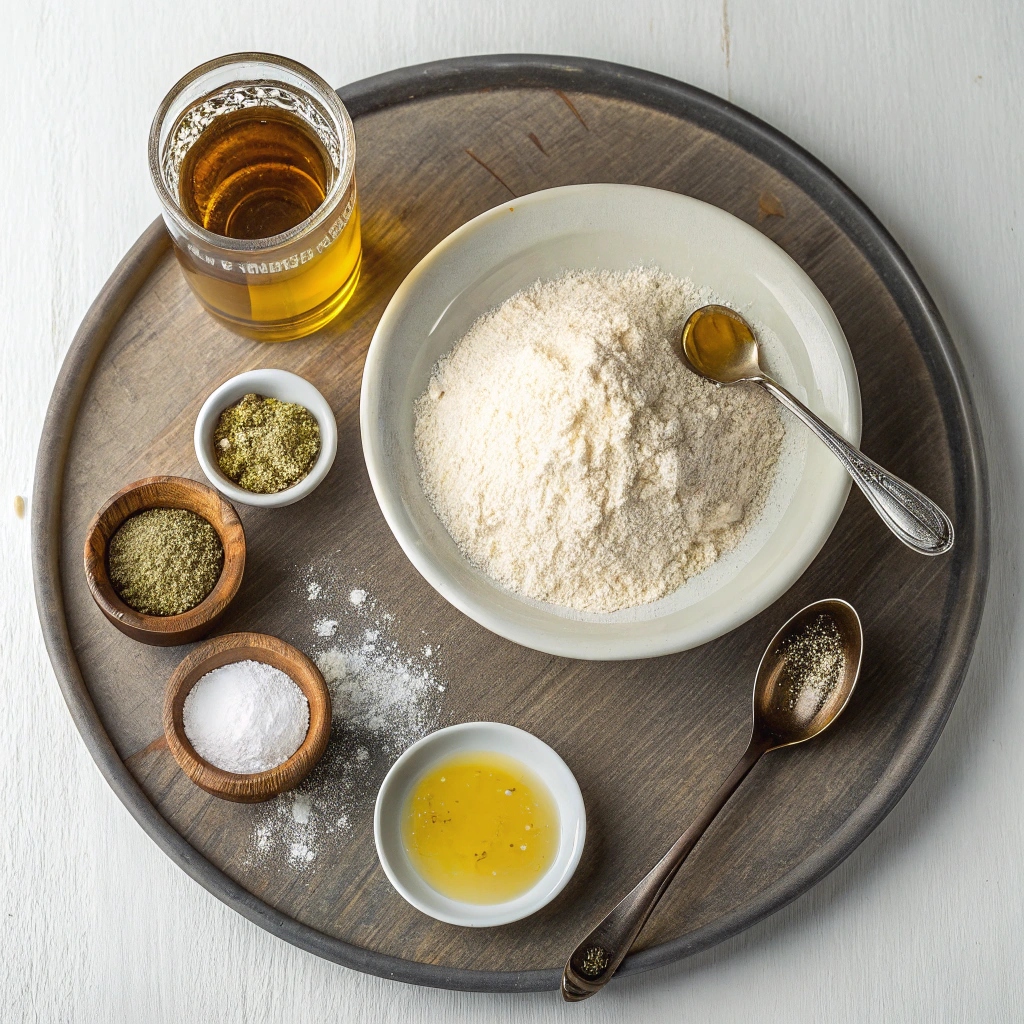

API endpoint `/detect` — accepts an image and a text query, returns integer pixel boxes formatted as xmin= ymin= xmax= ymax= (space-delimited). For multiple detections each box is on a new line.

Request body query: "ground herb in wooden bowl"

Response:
xmin=214 ymin=393 xmax=321 ymax=494
xmin=108 ymin=508 xmax=224 ymax=616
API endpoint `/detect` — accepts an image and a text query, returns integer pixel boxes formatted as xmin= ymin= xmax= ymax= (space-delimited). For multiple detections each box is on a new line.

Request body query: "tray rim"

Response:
xmin=31 ymin=54 xmax=990 ymax=993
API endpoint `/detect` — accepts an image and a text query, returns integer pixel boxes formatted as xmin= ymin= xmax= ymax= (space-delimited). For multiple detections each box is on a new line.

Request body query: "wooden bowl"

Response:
xmin=83 ymin=475 xmax=245 ymax=646
xmin=163 ymin=632 xmax=332 ymax=802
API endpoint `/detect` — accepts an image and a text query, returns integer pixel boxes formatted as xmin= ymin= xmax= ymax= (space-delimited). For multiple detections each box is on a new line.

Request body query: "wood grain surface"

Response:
xmin=34 ymin=68 xmax=985 ymax=991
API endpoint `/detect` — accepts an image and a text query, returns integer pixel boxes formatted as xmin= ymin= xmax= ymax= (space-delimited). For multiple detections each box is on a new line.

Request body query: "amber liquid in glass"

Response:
xmin=175 ymin=106 xmax=360 ymax=339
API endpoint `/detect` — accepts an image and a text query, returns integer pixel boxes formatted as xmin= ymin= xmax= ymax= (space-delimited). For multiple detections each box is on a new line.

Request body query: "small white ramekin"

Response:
xmin=194 ymin=369 xmax=338 ymax=508
xmin=374 ymin=722 xmax=587 ymax=928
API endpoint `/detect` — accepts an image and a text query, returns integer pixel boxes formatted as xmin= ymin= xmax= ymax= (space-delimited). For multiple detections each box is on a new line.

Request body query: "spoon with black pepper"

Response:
xmin=680 ymin=304 xmax=954 ymax=556
xmin=562 ymin=598 xmax=863 ymax=1002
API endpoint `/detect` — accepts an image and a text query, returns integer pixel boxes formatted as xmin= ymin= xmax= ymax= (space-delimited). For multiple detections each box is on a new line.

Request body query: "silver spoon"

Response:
xmin=562 ymin=598 xmax=863 ymax=1001
xmin=680 ymin=305 xmax=954 ymax=556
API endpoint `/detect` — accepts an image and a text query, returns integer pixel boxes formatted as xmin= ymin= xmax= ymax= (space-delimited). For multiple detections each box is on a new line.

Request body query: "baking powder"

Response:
xmin=183 ymin=660 xmax=309 ymax=774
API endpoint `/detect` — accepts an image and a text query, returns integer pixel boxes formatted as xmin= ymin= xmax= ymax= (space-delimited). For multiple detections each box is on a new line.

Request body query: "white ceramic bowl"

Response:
xmin=361 ymin=184 xmax=861 ymax=659
xmin=374 ymin=722 xmax=586 ymax=928
xmin=195 ymin=369 xmax=338 ymax=508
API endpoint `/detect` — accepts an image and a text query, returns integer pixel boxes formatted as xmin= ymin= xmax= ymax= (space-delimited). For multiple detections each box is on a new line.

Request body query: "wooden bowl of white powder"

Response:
xmin=163 ymin=632 xmax=331 ymax=802
xmin=361 ymin=184 xmax=861 ymax=659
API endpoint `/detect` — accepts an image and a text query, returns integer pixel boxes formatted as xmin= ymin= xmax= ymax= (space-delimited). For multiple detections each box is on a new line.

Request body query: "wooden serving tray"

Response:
xmin=32 ymin=56 xmax=988 ymax=992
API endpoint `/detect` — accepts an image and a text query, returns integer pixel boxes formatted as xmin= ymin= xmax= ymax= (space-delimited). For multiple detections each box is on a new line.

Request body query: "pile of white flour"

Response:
xmin=414 ymin=268 xmax=784 ymax=613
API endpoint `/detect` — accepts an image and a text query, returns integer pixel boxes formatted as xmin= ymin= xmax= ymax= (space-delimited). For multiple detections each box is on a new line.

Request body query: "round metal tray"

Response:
xmin=32 ymin=55 xmax=988 ymax=992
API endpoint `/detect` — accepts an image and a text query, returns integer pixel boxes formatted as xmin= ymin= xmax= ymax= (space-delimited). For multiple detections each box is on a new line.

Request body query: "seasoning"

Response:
xmin=108 ymin=508 xmax=223 ymax=616
xmin=214 ymin=393 xmax=320 ymax=494
xmin=776 ymin=613 xmax=845 ymax=715
xmin=579 ymin=947 xmax=610 ymax=977
xmin=183 ymin=659 xmax=309 ymax=774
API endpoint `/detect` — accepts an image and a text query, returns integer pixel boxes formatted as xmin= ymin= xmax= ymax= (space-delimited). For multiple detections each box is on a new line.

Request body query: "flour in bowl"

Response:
xmin=414 ymin=267 xmax=785 ymax=613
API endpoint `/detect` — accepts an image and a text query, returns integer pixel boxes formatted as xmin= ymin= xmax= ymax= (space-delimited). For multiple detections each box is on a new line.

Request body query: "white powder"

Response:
xmin=244 ymin=575 xmax=445 ymax=873
xmin=316 ymin=630 xmax=436 ymax=741
xmin=183 ymin=660 xmax=309 ymax=774
xmin=290 ymin=793 xmax=312 ymax=824
xmin=415 ymin=268 xmax=785 ymax=613
xmin=289 ymin=841 xmax=315 ymax=864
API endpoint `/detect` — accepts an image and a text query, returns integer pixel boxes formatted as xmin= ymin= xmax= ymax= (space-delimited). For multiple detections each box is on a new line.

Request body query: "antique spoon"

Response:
xmin=679 ymin=305 xmax=954 ymax=556
xmin=562 ymin=598 xmax=863 ymax=1001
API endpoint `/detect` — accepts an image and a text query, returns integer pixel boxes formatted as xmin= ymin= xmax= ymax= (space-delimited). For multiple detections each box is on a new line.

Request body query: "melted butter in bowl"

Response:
xmin=401 ymin=751 xmax=559 ymax=904
xmin=375 ymin=722 xmax=586 ymax=927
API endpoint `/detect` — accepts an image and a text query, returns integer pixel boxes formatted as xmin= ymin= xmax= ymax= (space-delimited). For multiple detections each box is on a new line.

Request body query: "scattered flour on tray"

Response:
xmin=245 ymin=567 xmax=446 ymax=872
xmin=414 ymin=267 xmax=785 ymax=613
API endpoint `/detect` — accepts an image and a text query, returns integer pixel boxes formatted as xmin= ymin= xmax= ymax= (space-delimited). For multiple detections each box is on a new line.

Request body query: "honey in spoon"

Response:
xmin=679 ymin=303 xmax=955 ymax=556
xmin=680 ymin=304 xmax=763 ymax=384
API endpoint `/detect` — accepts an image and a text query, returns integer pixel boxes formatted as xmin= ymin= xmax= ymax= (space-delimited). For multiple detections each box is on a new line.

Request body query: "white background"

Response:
xmin=2 ymin=1 xmax=1020 ymax=1020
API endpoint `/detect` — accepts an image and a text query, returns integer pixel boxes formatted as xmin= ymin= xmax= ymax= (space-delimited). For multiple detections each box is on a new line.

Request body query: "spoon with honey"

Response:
xmin=562 ymin=598 xmax=863 ymax=1001
xmin=679 ymin=304 xmax=953 ymax=555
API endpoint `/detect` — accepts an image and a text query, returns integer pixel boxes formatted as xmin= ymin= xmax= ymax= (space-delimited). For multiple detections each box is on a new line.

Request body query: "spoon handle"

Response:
xmin=757 ymin=377 xmax=954 ymax=556
xmin=561 ymin=737 xmax=771 ymax=1001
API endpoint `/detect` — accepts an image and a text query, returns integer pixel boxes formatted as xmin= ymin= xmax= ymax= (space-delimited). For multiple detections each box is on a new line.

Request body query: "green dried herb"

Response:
xmin=108 ymin=508 xmax=223 ymax=616
xmin=214 ymin=393 xmax=321 ymax=494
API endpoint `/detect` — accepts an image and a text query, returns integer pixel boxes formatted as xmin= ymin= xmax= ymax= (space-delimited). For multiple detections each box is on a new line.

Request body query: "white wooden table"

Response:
xmin=2 ymin=1 xmax=1020 ymax=1019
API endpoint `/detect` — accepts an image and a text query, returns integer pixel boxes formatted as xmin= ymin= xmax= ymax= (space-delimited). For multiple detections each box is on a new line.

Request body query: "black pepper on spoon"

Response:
xmin=561 ymin=598 xmax=863 ymax=1001
xmin=680 ymin=305 xmax=954 ymax=555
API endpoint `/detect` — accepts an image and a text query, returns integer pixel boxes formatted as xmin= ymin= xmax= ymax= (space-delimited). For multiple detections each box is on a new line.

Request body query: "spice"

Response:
xmin=414 ymin=268 xmax=785 ymax=613
xmin=108 ymin=508 xmax=222 ymax=616
xmin=183 ymin=659 xmax=309 ymax=774
xmin=214 ymin=393 xmax=320 ymax=494
xmin=776 ymin=613 xmax=845 ymax=715
xmin=579 ymin=947 xmax=610 ymax=977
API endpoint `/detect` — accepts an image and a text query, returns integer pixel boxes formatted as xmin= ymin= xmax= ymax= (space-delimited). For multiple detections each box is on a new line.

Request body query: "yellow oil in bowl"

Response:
xmin=401 ymin=750 xmax=559 ymax=904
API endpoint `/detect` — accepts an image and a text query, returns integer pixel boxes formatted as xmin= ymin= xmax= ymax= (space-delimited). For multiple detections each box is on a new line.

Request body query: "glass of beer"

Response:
xmin=149 ymin=53 xmax=361 ymax=341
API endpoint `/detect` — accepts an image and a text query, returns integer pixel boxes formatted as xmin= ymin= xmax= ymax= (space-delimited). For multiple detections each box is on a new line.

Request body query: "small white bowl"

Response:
xmin=194 ymin=369 xmax=338 ymax=508
xmin=361 ymin=183 xmax=862 ymax=660
xmin=374 ymin=722 xmax=586 ymax=928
